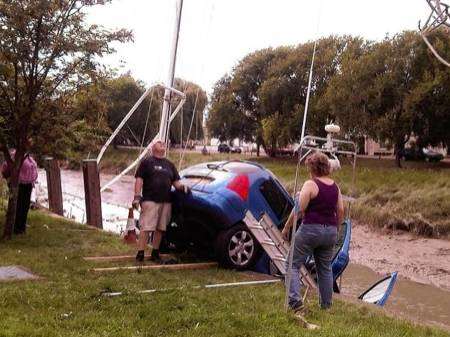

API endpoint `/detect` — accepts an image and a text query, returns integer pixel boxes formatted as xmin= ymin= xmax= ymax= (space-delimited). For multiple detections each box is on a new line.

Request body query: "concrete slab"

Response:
xmin=0 ymin=266 xmax=39 ymax=281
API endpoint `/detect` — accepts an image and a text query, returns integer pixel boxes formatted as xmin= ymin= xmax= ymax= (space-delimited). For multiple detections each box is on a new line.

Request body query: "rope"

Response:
xmin=284 ymin=0 xmax=324 ymax=312
xmin=140 ymin=87 xmax=155 ymax=153
xmin=178 ymin=88 xmax=200 ymax=170
xmin=177 ymin=1 xmax=216 ymax=170
xmin=178 ymin=79 xmax=191 ymax=164
xmin=97 ymin=86 xmax=154 ymax=164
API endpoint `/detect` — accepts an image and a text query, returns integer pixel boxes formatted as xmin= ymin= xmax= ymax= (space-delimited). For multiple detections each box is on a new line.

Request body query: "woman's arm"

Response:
xmin=298 ymin=180 xmax=314 ymax=218
xmin=281 ymin=181 xmax=314 ymax=240
xmin=336 ymin=188 xmax=344 ymax=227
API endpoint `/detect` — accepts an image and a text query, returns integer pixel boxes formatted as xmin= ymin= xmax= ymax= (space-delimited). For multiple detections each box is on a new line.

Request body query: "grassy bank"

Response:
xmin=0 ymin=210 xmax=449 ymax=337
xmin=100 ymin=149 xmax=450 ymax=238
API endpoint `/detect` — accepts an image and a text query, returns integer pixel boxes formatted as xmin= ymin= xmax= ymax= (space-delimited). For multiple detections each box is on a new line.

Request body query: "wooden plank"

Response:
xmin=91 ymin=262 xmax=218 ymax=273
xmin=103 ymin=278 xmax=281 ymax=297
xmin=83 ymin=254 xmax=174 ymax=262
xmin=44 ymin=157 xmax=63 ymax=216
xmin=82 ymin=159 xmax=102 ymax=228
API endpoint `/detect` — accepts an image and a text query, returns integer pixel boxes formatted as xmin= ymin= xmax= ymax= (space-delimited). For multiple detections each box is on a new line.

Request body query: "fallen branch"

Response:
xmin=83 ymin=254 xmax=174 ymax=262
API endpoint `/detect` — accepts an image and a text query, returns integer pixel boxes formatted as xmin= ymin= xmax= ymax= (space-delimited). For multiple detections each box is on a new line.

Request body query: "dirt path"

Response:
xmin=37 ymin=169 xmax=450 ymax=292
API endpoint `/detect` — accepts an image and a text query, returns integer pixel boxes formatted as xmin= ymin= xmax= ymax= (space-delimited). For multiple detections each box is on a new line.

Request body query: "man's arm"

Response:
xmin=173 ymin=180 xmax=189 ymax=194
xmin=132 ymin=177 xmax=143 ymax=209
xmin=135 ymin=177 xmax=143 ymax=196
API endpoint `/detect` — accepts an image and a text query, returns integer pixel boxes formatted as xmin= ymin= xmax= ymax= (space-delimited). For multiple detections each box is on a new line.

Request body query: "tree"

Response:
xmin=207 ymin=75 xmax=254 ymax=145
xmin=101 ymin=75 xmax=207 ymax=149
xmin=169 ymin=78 xmax=207 ymax=145
xmin=0 ymin=0 xmax=132 ymax=239
xmin=208 ymin=37 xmax=359 ymax=156
xmin=325 ymin=31 xmax=450 ymax=166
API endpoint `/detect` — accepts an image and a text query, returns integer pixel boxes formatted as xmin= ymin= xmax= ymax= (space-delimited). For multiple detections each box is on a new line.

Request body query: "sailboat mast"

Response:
xmin=159 ymin=0 xmax=184 ymax=147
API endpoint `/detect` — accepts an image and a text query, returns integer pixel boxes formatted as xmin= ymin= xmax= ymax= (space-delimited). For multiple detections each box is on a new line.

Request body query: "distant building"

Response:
xmin=364 ymin=136 xmax=393 ymax=156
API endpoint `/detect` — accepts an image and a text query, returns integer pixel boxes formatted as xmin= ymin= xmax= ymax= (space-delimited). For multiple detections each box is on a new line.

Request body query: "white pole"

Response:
xmin=159 ymin=0 xmax=184 ymax=147
xmin=300 ymin=40 xmax=318 ymax=142
xmin=285 ymin=0 xmax=323 ymax=311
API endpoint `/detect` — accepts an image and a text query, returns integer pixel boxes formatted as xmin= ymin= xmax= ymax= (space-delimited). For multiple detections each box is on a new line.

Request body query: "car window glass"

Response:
xmin=259 ymin=178 xmax=293 ymax=223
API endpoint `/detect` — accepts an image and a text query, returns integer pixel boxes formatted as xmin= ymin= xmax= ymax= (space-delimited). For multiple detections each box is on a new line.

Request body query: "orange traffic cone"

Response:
xmin=123 ymin=207 xmax=137 ymax=244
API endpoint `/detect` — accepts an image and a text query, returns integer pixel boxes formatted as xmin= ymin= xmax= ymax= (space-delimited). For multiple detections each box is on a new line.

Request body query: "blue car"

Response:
xmin=166 ymin=160 xmax=294 ymax=270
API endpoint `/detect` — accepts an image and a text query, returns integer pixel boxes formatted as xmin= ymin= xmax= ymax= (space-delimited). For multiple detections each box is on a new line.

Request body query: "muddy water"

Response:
xmin=343 ymin=264 xmax=450 ymax=331
xmin=36 ymin=169 xmax=134 ymax=233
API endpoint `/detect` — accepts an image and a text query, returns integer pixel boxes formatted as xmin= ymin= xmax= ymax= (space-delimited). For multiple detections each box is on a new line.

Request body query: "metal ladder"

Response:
xmin=243 ymin=211 xmax=289 ymax=274
xmin=243 ymin=211 xmax=317 ymax=289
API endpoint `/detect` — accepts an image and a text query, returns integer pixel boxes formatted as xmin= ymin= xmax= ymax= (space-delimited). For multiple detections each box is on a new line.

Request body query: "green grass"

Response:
xmin=101 ymin=149 xmax=450 ymax=238
xmin=1 ymin=211 xmax=449 ymax=337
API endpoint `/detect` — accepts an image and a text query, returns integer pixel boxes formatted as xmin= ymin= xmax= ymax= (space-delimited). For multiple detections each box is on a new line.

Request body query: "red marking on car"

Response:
xmin=226 ymin=175 xmax=249 ymax=201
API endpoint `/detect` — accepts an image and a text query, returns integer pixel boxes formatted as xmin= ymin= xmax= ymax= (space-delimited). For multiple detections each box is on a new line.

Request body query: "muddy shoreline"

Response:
xmin=36 ymin=169 xmax=450 ymax=293
xmin=351 ymin=222 xmax=450 ymax=292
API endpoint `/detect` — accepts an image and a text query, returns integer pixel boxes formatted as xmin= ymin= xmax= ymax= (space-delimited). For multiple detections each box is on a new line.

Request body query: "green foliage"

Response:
xmin=0 ymin=0 xmax=133 ymax=237
xmin=208 ymin=32 xmax=450 ymax=155
xmin=102 ymin=75 xmax=207 ymax=148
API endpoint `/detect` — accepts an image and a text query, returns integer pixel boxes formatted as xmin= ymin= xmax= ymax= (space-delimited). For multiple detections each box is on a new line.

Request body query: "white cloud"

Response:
xmin=87 ymin=0 xmax=431 ymax=92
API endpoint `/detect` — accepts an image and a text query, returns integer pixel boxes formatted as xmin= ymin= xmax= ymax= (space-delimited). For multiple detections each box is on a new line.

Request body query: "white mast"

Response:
xmin=159 ymin=0 xmax=184 ymax=147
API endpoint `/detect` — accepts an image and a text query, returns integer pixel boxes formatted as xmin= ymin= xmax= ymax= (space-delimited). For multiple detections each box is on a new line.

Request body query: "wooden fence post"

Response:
xmin=82 ymin=159 xmax=102 ymax=229
xmin=44 ymin=157 xmax=63 ymax=216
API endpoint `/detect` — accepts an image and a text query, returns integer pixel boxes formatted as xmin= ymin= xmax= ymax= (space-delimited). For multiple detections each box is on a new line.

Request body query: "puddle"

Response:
xmin=343 ymin=264 xmax=450 ymax=331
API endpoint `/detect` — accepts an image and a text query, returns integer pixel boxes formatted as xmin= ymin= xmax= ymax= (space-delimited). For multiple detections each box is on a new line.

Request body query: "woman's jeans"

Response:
xmin=288 ymin=224 xmax=337 ymax=309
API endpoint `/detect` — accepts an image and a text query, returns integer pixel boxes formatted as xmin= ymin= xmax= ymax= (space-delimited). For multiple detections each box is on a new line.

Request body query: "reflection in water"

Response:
xmin=37 ymin=185 xmax=133 ymax=234
xmin=343 ymin=264 xmax=450 ymax=331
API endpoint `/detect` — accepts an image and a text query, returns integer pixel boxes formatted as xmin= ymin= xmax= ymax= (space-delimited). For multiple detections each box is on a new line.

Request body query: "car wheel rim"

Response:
xmin=228 ymin=230 xmax=254 ymax=266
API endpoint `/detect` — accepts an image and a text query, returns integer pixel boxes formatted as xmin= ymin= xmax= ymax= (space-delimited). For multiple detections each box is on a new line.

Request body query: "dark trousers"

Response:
xmin=15 ymin=183 xmax=33 ymax=234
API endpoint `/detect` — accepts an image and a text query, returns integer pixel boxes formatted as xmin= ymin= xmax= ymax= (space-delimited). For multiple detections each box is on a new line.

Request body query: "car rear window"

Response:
xmin=260 ymin=178 xmax=293 ymax=223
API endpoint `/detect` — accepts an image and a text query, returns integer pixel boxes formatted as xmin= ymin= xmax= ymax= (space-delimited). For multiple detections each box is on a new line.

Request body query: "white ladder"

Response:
xmin=243 ymin=211 xmax=317 ymax=289
xmin=243 ymin=211 xmax=289 ymax=274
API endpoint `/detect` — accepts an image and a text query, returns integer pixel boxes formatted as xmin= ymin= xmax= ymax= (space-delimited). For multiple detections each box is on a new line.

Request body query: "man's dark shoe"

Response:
xmin=136 ymin=250 xmax=145 ymax=262
xmin=150 ymin=249 xmax=161 ymax=263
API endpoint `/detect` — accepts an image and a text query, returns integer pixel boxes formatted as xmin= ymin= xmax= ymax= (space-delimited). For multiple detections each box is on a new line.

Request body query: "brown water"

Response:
xmin=343 ymin=264 xmax=450 ymax=331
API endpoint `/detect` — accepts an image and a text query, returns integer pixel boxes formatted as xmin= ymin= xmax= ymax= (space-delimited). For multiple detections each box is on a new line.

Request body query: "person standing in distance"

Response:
xmin=133 ymin=139 xmax=189 ymax=262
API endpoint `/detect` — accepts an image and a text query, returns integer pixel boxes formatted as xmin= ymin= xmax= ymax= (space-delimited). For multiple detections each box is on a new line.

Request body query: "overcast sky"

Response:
xmin=87 ymin=0 xmax=431 ymax=93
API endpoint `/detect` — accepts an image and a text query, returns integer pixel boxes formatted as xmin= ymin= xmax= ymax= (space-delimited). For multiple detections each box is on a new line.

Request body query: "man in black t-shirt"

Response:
xmin=133 ymin=140 xmax=189 ymax=262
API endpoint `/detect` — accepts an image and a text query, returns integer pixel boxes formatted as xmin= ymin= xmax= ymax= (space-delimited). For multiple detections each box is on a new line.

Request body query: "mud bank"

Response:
xmin=36 ymin=169 xmax=450 ymax=292
xmin=351 ymin=223 xmax=450 ymax=292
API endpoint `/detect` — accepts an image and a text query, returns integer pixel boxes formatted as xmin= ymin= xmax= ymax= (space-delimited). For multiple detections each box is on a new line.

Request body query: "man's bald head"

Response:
xmin=152 ymin=139 xmax=166 ymax=158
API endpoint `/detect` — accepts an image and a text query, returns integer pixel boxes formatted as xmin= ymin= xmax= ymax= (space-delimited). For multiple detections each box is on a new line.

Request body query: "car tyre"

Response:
xmin=215 ymin=223 xmax=261 ymax=270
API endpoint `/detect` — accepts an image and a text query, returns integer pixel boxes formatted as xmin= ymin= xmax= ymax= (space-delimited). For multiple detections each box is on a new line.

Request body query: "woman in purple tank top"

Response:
xmin=282 ymin=152 xmax=344 ymax=314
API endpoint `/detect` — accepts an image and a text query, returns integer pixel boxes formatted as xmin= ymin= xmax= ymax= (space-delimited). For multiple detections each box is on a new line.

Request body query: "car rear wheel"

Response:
xmin=215 ymin=223 xmax=261 ymax=270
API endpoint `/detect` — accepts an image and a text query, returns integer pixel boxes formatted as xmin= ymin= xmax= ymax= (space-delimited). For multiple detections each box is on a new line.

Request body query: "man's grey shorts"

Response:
xmin=139 ymin=201 xmax=171 ymax=232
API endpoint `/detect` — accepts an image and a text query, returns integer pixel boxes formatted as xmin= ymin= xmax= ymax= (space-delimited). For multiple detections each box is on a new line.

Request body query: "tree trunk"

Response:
xmin=3 ymin=175 xmax=19 ymax=240
xmin=256 ymin=143 xmax=260 ymax=157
